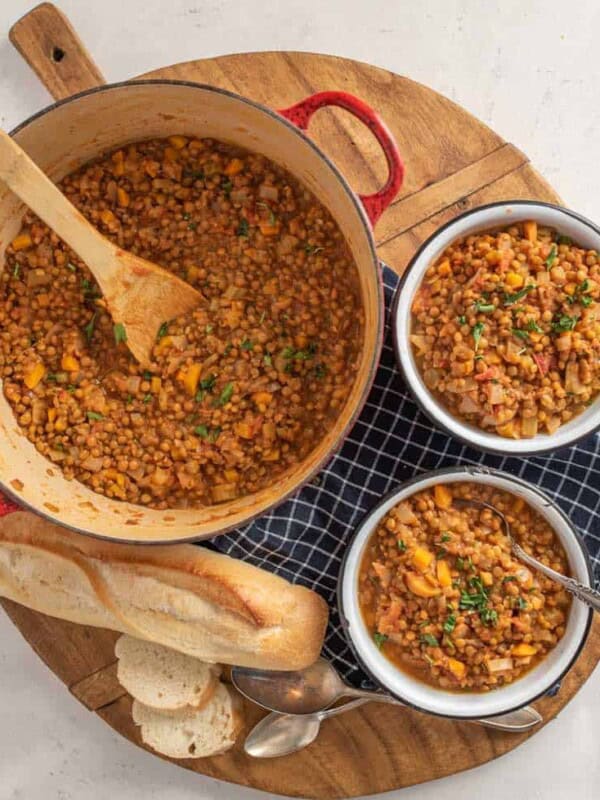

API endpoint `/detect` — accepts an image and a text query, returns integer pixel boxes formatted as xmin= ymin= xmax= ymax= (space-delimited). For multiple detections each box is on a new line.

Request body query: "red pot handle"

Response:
xmin=0 ymin=494 xmax=19 ymax=516
xmin=278 ymin=91 xmax=404 ymax=227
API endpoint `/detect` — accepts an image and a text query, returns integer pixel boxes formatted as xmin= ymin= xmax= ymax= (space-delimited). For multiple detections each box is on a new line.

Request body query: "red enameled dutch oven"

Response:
xmin=0 ymin=81 xmax=404 ymax=543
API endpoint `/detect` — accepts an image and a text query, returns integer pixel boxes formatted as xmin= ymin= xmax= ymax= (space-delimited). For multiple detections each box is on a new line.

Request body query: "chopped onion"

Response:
xmin=521 ymin=416 xmax=538 ymax=437
xmin=126 ymin=376 xmax=141 ymax=394
xmin=458 ymin=395 xmax=480 ymax=414
xmin=395 ymin=503 xmax=417 ymax=524
xmin=487 ymin=657 xmax=514 ymax=673
xmin=410 ymin=334 xmax=429 ymax=355
xmin=81 ymin=456 xmax=104 ymax=473
xmin=565 ymin=361 xmax=584 ymax=394
xmin=258 ymin=184 xmax=279 ymax=201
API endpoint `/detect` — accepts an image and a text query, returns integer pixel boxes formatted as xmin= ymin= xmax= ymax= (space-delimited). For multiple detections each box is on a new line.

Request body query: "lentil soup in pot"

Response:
xmin=0 ymin=136 xmax=363 ymax=509
xmin=358 ymin=482 xmax=571 ymax=692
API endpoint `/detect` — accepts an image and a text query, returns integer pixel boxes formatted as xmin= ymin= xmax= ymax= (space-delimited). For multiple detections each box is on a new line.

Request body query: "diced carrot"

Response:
xmin=99 ymin=209 xmax=117 ymax=226
xmin=434 ymin=484 xmax=453 ymax=509
xmin=512 ymin=643 xmax=537 ymax=657
xmin=413 ymin=547 xmax=434 ymax=572
xmin=11 ymin=233 xmax=32 ymax=251
xmin=252 ymin=391 xmax=273 ymax=409
xmin=437 ymin=258 xmax=451 ymax=277
xmin=47 ymin=408 xmax=57 ymax=422
xmin=224 ymin=469 xmax=239 ymax=483
xmin=437 ymin=559 xmax=452 ymax=587
xmin=61 ymin=354 xmax=80 ymax=372
xmin=177 ymin=363 xmax=202 ymax=396
xmin=168 ymin=135 xmax=188 ymax=150
xmin=117 ymin=187 xmax=130 ymax=207
xmin=234 ymin=422 xmax=255 ymax=439
xmin=523 ymin=220 xmax=537 ymax=242
xmin=474 ymin=367 xmax=497 ymax=382
xmin=447 ymin=658 xmax=466 ymax=679
xmin=224 ymin=158 xmax=244 ymax=176
xmin=505 ymin=272 xmax=524 ymax=288
xmin=259 ymin=222 xmax=280 ymax=236
xmin=480 ymin=571 xmax=493 ymax=586
xmin=24 ymin=363 xmax=46 ymax=389
xmin=155 ymin=335 xmax=173 ymax=353
xmin=151 ymin=376 xmax=161 ymax=393
xmin=405 ymin=572 xmax=441 ymax=598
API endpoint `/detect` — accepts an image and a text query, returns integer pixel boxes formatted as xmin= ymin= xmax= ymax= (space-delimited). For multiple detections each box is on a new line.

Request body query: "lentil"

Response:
xmin=358 ymin=482 xmax=571 ymax=691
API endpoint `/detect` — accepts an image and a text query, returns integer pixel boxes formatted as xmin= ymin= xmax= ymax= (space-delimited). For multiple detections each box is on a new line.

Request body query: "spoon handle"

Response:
xmin=512 ymin=542 xmax=600 ymax=613
xmin=0 ymin=129 xmax=115 ymax=281
xmin=316 ymin=698 xmax=369 ymax=721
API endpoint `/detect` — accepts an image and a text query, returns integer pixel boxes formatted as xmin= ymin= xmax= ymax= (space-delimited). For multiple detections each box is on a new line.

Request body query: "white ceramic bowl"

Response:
xmin=338 ymin=466 xmax=593 ymax=719
xmin=392 ymin=200 xmax=600 ymax=455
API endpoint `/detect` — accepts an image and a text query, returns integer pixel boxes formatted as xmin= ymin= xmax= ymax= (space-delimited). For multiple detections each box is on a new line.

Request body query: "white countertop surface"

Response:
xmin=1 ymin=1 xmax=598 ymax=798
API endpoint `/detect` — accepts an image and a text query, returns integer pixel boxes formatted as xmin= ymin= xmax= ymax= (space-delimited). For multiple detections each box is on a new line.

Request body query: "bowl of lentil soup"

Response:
xmin=339 ymin=467 xmax=593 ymax=719
xmin=393 ymin=201 xmax=600 ymax=454
xmin=0 ymin=81 xmax=403 ymax=543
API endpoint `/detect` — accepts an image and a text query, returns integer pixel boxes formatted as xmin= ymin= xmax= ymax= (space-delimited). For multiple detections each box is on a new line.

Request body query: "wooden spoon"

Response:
xmin=0 ymin=129 xmax=203 ymax=366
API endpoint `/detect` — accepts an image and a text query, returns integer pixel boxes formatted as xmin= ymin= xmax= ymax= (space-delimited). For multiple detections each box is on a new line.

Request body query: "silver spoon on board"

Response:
xmin=233 ymin=658 xmax=542 ymax=749
xmin=244 ymin=696 xmax=542 ymax=759
xmin=453 ymin=498 xmax=600 ymax=613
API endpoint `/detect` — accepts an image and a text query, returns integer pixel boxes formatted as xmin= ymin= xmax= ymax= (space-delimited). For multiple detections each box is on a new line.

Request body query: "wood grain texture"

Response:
xmin=9 ymin=3 xmax=105 ymax=100
xmin=4 ymin=6 xmax=600 ymax=797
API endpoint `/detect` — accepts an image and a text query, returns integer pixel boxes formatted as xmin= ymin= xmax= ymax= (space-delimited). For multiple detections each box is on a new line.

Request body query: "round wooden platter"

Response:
xmin=3 ymin=4 xmax=600 ymax=799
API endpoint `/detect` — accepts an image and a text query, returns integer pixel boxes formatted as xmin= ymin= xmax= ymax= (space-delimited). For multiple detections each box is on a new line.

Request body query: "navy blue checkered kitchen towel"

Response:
xmin=213 ymin=266 xmax=600 ymax=683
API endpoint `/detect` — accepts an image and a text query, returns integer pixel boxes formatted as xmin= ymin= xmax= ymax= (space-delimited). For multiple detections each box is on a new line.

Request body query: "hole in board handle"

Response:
xmin=52 ymin=47 xmax=65 ymax=63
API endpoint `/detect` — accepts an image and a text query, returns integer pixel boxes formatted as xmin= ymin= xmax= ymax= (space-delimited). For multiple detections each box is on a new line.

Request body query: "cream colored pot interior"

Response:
xmin=0 ymin=82 xmax=381 ymax=542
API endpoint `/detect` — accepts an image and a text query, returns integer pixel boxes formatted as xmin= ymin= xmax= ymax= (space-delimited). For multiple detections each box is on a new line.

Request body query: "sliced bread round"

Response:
xmin=116 ymin=635 xmax=220 ymax=713
xmin=132 ymin=683 xmax=244 ymax=759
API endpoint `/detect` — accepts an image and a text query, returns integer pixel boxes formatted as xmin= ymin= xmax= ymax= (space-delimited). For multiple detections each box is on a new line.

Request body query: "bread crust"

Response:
xmin=0 ymin=512 xmax=328 ymax=669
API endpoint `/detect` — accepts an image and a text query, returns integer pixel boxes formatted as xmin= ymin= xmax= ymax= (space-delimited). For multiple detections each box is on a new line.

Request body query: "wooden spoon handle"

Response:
xmin=9 ymin=2 xmax=105 ymax=100
xmin=0 ymin=129 xmax=115 ymax=282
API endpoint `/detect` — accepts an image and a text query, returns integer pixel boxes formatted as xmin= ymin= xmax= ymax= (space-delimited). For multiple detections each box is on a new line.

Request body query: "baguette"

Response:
xmin=0 ymin=512 xmax=328 ymax=669
xmin=115 ymin=635 xmax=221 ymax=714
xmin=132 ymin=683 xmax=244 ymax=758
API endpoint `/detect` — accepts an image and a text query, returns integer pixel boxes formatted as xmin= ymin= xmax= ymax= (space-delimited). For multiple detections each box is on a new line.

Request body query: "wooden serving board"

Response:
xmin=3 ymin=4 xmax=600 ymax=798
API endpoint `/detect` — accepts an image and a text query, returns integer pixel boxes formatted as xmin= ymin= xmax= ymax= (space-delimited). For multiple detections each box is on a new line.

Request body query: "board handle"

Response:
xmin=278 ymin=91 xmax=404 ymax=227
xmin=9 ymin=2 xmax=106 ymax=100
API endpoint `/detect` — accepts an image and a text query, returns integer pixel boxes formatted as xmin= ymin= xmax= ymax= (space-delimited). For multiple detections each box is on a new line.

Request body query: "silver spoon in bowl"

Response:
xmin=453 ymin=498 xmax=600 ymax=612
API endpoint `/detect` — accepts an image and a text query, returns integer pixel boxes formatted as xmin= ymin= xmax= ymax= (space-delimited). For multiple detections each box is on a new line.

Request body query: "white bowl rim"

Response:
xmin=392 ymin=199 xmax=600 ymax=456
xmin=337 ymin=465 xmax=594 ymax=719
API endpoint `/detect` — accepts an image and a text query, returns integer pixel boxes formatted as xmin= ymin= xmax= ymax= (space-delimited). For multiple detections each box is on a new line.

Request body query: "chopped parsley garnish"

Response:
xmin=314 ymin=363 xmax=328 ymax=378
xmin=126 ymin=394 xmax=133 ymax=404
xmin=83 ymin=311 xmax=98 ymax=343
xmin=241 ymin=339 xmax=254 ymax=351
xmin=205 ymin=324 xmax=214 ymax=334
xmin=113 ymin=322 xmax=127 ymax=344
xmin=236 ymin=218 xmax=249 ymax=237
xmin=200 ymin=374 xmax=216 ymax=391
xmin=515 ymin=596 xmax=528 ymax=610
xmin=472 ymin=321 xmax=485 ymax=351
xmin=440 ymin=533 xmax=452 ymax=543
xmin=86 ymin=411 xmax=103 ymax=421
xmin=503 ymin=284 xmax=535 ymax=306
xmin=221 ymin=177 xmax=233 ymax=195
xmin=213 ymin=381 xmax=234 ymax=407
xmin=259 ymin=311 xmax=266 ymax=325
xmin=304 ymin=243 xmax=324 ymax=255
xmin=194 ymin=424 xmax=209 ymax=438
xmin=157 ymin=322 xmax=168 ymax=340
xmin=397 ymin=539 xmax=407 ymax=552
xmin=187 ymin=221 xmax=197 ymax=231
xmin=456 ymin=556 xmax=465 ymax=571
xmin=557 ymin=234 xmax=572 ymax=245
xmin=66 ymin=385 xmax=76 ymax=394
xmin=502 ymin=575 xmax=517 ymax=583
xmin=45 ymin=373 xmax=58 ymax=382
xmin=511 ymin=328 xmax=529 ymax=341
xmin=545 ymin=244 xmax=558 ymax=269
xmin=12 ymin=264 xmax=20 ymax=279
xmin=374 ymin=631 xmax=388 ymax=649
xmin=458 ymin=315 xmax=467 ymax=325
xmin=182 ymin=212 xmax=191 ymax=221
xmin=551 ymin=314 xmax=578 ymax=333
xmin=143 ymin=370 xmax=152 ymax=380
xmin=567 ymin=279 xmax=593 ymax=307
xmin=443 ymin=614 xmax=456 ymax=634
xmin=480 ymin=608 xmax=499 ymax=627
xmin=436 ymin=547 xmax=448 ymax=559
xmin=474 ymin=301 xmax=495 ymax=314
xmin=420 ymin=633 xmax=439 ymax=647
xmin=81 ymin=278 xmax=101 ymax=299
xmin=66 ymin=262 xmax=76 ymax=272
xmin=143 ymin=394 xmax=152 ymax=404
xmin=263 ymin=354 xmax=273 ymax=367
xmin=525 ymin=319 xmax=543 ymax=333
